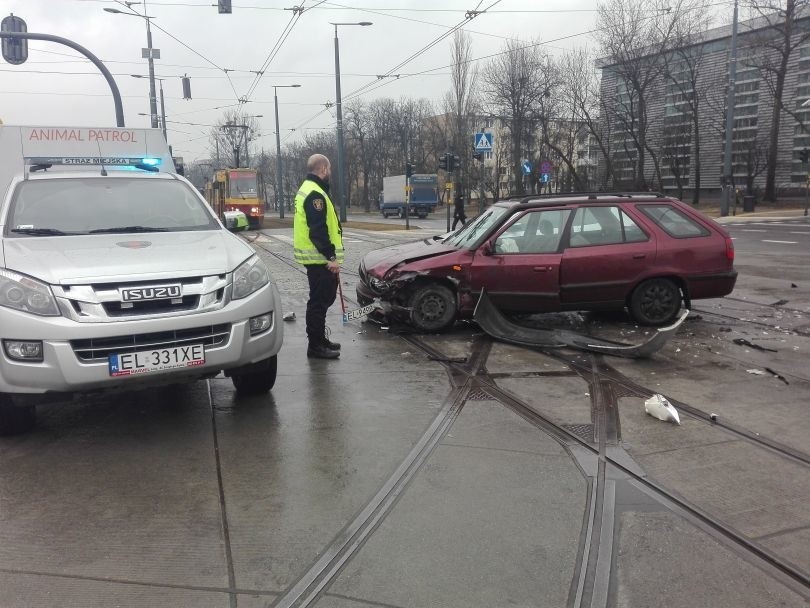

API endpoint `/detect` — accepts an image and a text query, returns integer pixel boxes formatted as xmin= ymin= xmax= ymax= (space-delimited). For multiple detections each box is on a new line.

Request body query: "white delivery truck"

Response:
xmin=0 ymin=125 xmax=283 ymax=434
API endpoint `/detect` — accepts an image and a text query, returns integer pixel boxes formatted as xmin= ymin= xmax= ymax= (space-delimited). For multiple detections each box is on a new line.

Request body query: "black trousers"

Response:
xmin=452 ymin=210 xmax=467 ymax=230
xmin=306 ymin=265 xmax=338 ymax=346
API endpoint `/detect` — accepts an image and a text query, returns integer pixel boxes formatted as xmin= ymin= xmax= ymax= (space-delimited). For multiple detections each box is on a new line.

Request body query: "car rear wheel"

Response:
xmin=629 ymin=278 xmax=681 ymax=326
xmin=0 ymin=396 xmax=36 ymax=436
xmin=409 ymin=284 xmax=456 ymax=332
xmin=232 ymin=355 xmax=277 ymax=395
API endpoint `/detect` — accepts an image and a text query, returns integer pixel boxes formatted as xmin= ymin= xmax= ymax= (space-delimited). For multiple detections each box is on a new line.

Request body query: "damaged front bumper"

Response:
xmin=473 ymin=290 xmax=687 ymax=359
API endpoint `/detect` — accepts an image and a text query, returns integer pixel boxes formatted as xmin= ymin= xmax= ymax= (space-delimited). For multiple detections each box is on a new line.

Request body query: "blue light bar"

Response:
xmin=141 ymin=157 xmax=161 ymax=166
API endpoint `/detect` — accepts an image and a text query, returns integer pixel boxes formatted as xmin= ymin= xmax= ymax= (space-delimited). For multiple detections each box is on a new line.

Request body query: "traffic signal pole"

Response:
xmin=0 ymin=31 xmax=124 ymax=126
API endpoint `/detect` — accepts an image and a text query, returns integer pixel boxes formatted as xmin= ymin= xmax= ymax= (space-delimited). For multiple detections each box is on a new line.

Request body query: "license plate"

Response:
xmin=343 ymin=303 xmax=378 ymax=322
xmin=108 ymin=344 xmax=205 ymax=377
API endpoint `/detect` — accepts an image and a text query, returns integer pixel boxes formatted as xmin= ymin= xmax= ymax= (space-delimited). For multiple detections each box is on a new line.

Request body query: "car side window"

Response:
xmin=494 ymin=209 xmax=570 ymax=254
xmin=638 ymin=204 xmax=710 ymax=238
xmin=569 ymin=206 xmax=648 ymax=247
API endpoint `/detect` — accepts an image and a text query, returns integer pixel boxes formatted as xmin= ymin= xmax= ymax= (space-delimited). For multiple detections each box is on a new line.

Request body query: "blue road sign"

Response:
xmin=474 ymin=132 xmax=493 ymax=152
xmin=540 ymin=173 xmax=550 ymax=183
xmin=522 ymin=160 xmax=532 ymax=175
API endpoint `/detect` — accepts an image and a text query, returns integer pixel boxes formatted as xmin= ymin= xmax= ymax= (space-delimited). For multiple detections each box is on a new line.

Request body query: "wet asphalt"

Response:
xmin=0 ymin=217 xmax=808 ymax=607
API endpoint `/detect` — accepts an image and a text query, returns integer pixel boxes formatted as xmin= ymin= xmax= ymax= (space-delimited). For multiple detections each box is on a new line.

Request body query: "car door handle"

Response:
xmin=533 ymin=266 xmax=551 ymax=272
xmin=632 ymin=253 xmax=646 ymax=259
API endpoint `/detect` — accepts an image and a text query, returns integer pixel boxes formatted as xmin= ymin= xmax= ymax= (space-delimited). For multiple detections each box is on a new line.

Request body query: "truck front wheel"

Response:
xmin=0 ymin=396 xmax=36 ymax=436
xmin=231 ymin=355 xmax=277 ymax=395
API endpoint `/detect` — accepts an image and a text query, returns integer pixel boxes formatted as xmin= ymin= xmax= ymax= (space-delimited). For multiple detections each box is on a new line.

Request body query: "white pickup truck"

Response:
xmin=0 ymin=125 xmax=283 ymax=434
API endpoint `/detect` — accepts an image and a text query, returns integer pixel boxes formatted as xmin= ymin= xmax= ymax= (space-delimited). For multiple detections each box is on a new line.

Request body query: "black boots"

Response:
xmin=307 ymin=342 xmax=340 ymax=359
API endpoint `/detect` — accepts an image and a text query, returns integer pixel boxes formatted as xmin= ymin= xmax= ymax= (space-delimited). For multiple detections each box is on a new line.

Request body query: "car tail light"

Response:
xmin=725 ymin=237 xmax=735 ymax=262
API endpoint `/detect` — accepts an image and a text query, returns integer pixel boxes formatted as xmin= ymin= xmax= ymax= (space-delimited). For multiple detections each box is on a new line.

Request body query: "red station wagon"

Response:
xmin=357 ymin=193 xmax=737 ymax=332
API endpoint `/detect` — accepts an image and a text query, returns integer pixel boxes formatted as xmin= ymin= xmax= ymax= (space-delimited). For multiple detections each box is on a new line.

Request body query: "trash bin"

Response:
xmin=743 ymin=195 xmax=756 ymax=212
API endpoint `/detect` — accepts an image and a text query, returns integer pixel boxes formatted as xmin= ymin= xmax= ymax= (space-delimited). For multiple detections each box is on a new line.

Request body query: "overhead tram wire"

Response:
xmin=111 ymin=0 xmax=243 ymax=103
xmin=241 ymin=1 xmax=328 ymax=103
xmin=339 ymin=0 xmax=504 ymax=104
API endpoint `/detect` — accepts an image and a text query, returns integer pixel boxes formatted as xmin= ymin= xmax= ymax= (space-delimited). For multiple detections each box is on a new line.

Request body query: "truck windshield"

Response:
xmin=229 ymin=173 xmax=258 ymax=198
xmin=5 ymin=178 xmax=220 ymax=236
xmin=444 ymin=206 xmax=510 ymax=249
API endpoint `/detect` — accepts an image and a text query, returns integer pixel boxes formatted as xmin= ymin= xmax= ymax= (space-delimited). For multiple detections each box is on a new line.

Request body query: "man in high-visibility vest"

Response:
xmin=293 ymin=154 xmax=344 ymax=359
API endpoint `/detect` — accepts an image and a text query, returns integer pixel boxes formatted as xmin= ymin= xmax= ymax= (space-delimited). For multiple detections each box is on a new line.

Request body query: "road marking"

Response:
xmin=789 ymin=231 xmax=810 ymax=235
xmin=762 ymin=239 xmax=798 ymax=244
xmin=740 ymin=229 xmax=767 ymax=232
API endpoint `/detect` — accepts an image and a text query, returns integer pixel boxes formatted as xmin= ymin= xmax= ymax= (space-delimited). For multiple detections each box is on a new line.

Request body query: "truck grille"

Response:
xmin=71 ymin=323 xmax=231 ymax=362
xmin=56 ymin=275 xmax=229 ymax=322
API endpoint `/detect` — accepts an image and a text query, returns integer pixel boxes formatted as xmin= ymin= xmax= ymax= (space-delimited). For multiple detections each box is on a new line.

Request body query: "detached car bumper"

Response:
xmin=0 ymin=282 xmax=283 ymax=397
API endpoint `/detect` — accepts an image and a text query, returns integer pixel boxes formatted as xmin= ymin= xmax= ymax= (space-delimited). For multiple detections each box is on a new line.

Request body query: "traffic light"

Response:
xmin=182 ymin=75 xmax=192 ymax=100
xmin=218 ymin=0 xmax=232 ymax=13
xmin=472 ymin=151 xmax=483 ymax=162
xmin=438 ymin=154 xmax=448 ymax=171
xmin=800 ymin=148 xmax=809 ymax=164
xmin=1 ymin=14 xmax=28 ymax=66
xmin=405 ymin=161 xmax=414 ymax=178
xmin=448 ymin=154 xmax=460 ymax=172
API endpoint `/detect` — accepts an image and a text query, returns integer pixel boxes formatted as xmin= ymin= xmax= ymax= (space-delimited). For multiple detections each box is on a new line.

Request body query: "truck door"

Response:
xmin=470 ymin=209 xmax=569 ymax=312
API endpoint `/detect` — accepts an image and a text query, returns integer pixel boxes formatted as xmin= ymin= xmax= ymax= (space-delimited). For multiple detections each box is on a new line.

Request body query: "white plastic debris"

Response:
xmin=746 ymin=369 xmax=767 ymax=376
xmin=644 ymin=394 xmax=681 ymax=425
xmin=282 ymin=311 xmax=296 ymax=322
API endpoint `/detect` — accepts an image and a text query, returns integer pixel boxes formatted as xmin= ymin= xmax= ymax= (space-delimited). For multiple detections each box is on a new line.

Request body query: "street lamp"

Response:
xmin=273 ymin=84 xmax=301 ymax=219
xmin=332 ymin=21 xmax=372 ymax=222
xmin=131 ymin=74 xmax=166 ymax=141
xmin=104 ymin=4 xmax=159 ymax=129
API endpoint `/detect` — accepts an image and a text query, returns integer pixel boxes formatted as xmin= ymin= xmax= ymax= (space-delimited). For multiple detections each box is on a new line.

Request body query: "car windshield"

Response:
xmin=5 ymin=177 xmax=220 ymax=236
xmin=444 ymin=205 xmax=510 ymax=249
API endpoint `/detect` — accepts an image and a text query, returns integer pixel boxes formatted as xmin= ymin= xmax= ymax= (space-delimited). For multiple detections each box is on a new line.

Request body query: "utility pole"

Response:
xmin=721 ymin=0 xmax=739 ymax=217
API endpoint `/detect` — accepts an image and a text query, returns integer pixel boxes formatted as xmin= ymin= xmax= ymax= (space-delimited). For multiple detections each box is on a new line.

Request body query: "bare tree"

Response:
xmin=208 ymin=110 xmax=262 ymax=168
xmin=560 ymin=48 xmax=616 ymax=189
xmin=483 ymin=39 xmax=553 ymax=195
xmin=444 ymin=31 xmax=480 ymax=201
xmin=743 ymin=0 xmax=810 ymax=201
xmin=597 ymin=0 xmax=703 ymax=190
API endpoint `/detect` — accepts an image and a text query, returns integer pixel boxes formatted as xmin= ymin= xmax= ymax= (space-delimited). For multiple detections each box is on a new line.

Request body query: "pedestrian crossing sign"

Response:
xmin=474 ymin=132 xmax=493 ymax=152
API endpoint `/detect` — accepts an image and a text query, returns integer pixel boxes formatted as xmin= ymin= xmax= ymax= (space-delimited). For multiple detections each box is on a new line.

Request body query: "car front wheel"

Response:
xmin=409 ymin=284 xmax=456 ymax=332
xmin=231 ymin=355 xmax=277 ymax=395
xmin=629 ymin=278 xmax=681 ymax=326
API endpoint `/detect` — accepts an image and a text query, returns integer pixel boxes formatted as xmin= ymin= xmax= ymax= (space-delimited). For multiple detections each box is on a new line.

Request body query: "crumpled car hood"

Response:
xmin=362 ymin=238 xmax=458 ymax=277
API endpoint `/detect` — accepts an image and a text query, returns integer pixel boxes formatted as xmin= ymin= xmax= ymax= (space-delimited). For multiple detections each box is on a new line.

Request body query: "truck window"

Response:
xmin=5 ymin=178 xmax=220 ymax=235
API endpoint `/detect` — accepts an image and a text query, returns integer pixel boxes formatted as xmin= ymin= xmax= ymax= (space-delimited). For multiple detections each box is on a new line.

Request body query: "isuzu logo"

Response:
xmin=120 ymin=285 xmax=182 ymax=302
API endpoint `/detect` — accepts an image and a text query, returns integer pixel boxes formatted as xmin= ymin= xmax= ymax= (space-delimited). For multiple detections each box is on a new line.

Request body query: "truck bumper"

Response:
xmin=0 ymin=282 xmax=283 ymax=398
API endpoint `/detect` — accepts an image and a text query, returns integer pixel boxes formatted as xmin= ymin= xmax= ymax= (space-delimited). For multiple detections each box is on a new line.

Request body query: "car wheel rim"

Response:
xmin=418 ymin=294 xmax=446 ymax=322
xmin=641 ymin=284 xmax=676 ymax=320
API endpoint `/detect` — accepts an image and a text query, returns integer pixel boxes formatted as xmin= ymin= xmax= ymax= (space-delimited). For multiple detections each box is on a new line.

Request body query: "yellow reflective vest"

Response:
xmin=293 ymin=179 xmax=344 ymax=265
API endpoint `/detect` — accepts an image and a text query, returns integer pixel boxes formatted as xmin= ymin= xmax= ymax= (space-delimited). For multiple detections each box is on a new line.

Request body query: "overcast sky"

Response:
xmin=1 ymin=1 xmax=625 ymax=161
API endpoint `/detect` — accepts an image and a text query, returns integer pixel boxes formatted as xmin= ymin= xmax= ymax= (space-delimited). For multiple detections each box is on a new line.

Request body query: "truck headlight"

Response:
xmin=232 ymin=255 xmax=270 ymax=300
xmin=0 ymin=269 xmax=60 ymax=316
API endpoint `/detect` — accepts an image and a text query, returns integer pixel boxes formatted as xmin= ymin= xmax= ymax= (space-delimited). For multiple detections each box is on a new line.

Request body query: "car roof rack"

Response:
xmin=500 ymin=191 xmax=667 ymax=204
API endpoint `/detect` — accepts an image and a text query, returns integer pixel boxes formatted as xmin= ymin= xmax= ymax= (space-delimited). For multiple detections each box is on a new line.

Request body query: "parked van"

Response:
xmin=0 ymin=126 xmax=283 ymax=434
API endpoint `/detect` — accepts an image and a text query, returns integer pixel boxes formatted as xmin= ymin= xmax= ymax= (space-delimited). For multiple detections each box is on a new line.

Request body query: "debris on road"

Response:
xmin=283 ymin=311 xmax=296 ymax=322
xmin=473 ymin=290 xmax=687 ymax=359
xmin=732 ymin=338 xmax=777 ymax=352
xmin=747 ymin=369 xmax=767 ymax=375
xmin=764 ymin=367 xmax=790 ymax=385
xmin=644 ymin=394 xmax=681 ymax=425
xmin=427 ymin=355 xmax=468 ymax=363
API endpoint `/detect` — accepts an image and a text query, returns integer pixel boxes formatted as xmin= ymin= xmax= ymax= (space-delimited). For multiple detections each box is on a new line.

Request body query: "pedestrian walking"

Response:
xmin=293 ymin=154 xmax=344 ymax=360
xmin=452 ymin=190 xmax=467 ymax=230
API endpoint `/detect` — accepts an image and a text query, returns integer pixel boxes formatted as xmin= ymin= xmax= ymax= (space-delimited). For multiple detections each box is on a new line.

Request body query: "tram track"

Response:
xmin=243 ymin=231 xmax=810 ymax=605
